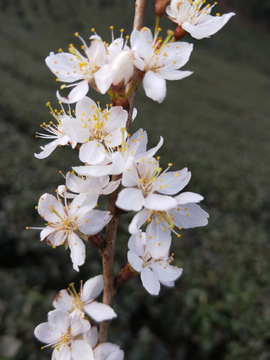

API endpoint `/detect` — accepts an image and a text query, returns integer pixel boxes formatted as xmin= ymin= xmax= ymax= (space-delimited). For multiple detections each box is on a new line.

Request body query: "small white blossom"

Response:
xmin=127 ymin=232 xmax=183 ymax=295
xmin=57 ymin=171 xmax=121 ymax=206
xmin=73 ymin=128 xmax=163 ymax=178
xmin=46 ymin=34 xmax=112 ymax=103
xmin=53 ymin=275 xmax=117 ymax=322
xmin=130 ymin=27 xmax=193 ymax=103
xmin=61 ymin=96 xmax=128 ymax=165
xmin=34 ymin=309 xmax=93 ymax=360
xmin=46 ymin=31 xmax=133 ymax=103
xmin=166 ymin=0 xmax=235 ymax=40
xmin=35 ymin=193 xmax=112 ymax=271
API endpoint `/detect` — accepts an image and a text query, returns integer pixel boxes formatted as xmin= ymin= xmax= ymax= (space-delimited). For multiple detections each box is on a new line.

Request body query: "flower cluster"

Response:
xmin=31 ymin=1 xmax=234 ymax=358
xmin=34 ymin=276 xmax=123 ymax=360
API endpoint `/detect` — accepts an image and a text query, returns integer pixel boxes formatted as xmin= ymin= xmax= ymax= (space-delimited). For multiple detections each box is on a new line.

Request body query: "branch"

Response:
xmin=98 ymin=0 xmax=147 ymax=343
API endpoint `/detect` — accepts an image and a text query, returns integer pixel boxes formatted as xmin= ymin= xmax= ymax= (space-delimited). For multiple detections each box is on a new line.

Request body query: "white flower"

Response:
xmin=34 ymin=309 xmax=94 ymax=360
xmin=57 ymin=171 xmax=121 ymax=206
xmin=61 ymin=96 xmax=128 ymax=165
xmin=116 ymin=159 xmax=209 ymax=257
xmin=35 ymin=193 xmax=112 ymax=271
xmin=116 ymin=157 xmax=187 ymax=212
xmin=127 ymin=232 xmax=183 ymax=295
xmin=166 ymin=0 xmax=235 ymax=40
xmin=130 ymin=27 xmax=193 ymax=103
xmin=84 ymin=326 xmax=124 ymax=360
xmin=35 ymin=102 xmax=77 ymax=159
xmin=46 ymin=34 xmax=113 ymax=103
xmin=53 ymin=275 xmax=117 ymax=322
xmin=73 ymin=128 xmax=163 ymax=178
xmin=46 ymin=31 xmax=133 ymax=103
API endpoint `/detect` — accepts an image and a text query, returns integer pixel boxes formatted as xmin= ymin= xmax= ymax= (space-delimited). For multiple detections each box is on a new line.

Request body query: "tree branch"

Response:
xmin=98 ymin=0 xmax=147 ymax=343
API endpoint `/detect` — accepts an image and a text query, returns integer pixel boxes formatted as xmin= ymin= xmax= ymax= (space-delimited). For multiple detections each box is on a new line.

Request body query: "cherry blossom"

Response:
xmin=130 ymin=27 xmax=193 ymax=103
xmin=127 ymin=232 xmax=183 ymax=295
xmin=34 ymin=309 xmax=93 ymax=360
xmin=73 ymin=128 xmax=163 ymax=178
xmin=35 ymin=193 xmax=112 ymax=271
xmin=61 ymin=96 xmax=128 ymax=165
xmin=166 ymin=0 xmax=235 ymax=40
xmin=46 ymin=31 xmax=133 ymax=103
xmin=53 ymin=275 xmax=117 ymax=322
xmin=57 ymin=171 xmax=121 ymax=206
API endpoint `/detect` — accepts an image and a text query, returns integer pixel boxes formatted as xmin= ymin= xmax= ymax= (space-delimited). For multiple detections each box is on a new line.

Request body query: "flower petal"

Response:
xmin=143 ymin=71 xmax=166 ymax=103
xmin=84 ymin=302 xmax=117 ymax=322
xmin=82 ymin=275 xmax=104 ymax=303
xmin=116 ymin=188 xmax=145 ymax=211
xmin=127 ymin=251 xmax=143 ymax=272
xmin=141 ymin=267 xmax=160 ymax=295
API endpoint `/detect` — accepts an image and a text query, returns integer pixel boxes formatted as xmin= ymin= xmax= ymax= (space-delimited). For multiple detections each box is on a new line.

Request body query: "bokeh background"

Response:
xmin=0 ymin=0 xmax=269 ymax=359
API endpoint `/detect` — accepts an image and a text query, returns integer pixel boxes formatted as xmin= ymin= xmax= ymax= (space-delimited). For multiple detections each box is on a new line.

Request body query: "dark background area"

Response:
xmin=0 ymin=1 xmax=269 ymax=359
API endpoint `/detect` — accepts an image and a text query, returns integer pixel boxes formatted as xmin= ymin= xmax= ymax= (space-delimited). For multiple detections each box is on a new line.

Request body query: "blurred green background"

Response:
xmin=0 ymin=1 xmax=269 ymax=359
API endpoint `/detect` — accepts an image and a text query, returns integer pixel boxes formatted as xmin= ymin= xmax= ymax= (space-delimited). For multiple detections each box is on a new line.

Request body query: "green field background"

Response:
xmin=0 ymin=1 xmax=269 ymax=359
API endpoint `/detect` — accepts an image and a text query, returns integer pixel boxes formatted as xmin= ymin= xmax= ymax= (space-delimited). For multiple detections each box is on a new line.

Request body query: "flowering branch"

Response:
xmin=30 ymin=0 xmax=235 ymax=358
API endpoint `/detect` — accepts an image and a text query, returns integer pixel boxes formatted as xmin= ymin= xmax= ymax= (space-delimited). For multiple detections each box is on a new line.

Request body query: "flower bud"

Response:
xmin=174 ymin=25 xmax=187 ymax=40
xmin=155 ymin=0 xmax=170 ymax=17
xmin=112 ymin=51 xmax=134 ymax=90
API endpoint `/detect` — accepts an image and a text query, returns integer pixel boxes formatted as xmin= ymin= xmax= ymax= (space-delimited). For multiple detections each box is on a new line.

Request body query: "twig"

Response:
xmin=98 ymin=0 xmax=147 ymax=343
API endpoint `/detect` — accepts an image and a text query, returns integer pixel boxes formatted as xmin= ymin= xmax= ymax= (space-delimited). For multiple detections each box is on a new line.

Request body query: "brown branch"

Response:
xmin=98 ymin=0 xmax=147 ymax=343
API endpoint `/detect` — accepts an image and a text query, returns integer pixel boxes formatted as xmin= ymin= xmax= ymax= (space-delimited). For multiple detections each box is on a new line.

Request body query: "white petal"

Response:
xmin=34 ymin=322 xmax=61 ymax=344
xmin=84 ymin=302 xmax=117 ymax=322
xmin=53 ymin=289 xmax=73 ymax=311
xmin=94 ymin=64 xmax=114 ymax=94
xmin=52 ymin=344 xmax=71 ymax=360
xmin=107 ymin=349 xmax=124 ymax=360
xmin=83 ymin=326 xmax=98 ymax=349
xmin=61 ymin=117 xmax=89 ymax=143
xmin=57 ymin=81 xmax=89 ymax=104
xmin=127 ymin=251 xmax=143 ymax=272
xmin=151 ymin=263 xmax=183 ymax=283
xmin=34 ymin=141 xmax=58 ymax=159
xmin=78 ymin=209 xmax=112 ymax=235
xmin=122 ymin=159 xmax=139 ymax=187
xmin=143 ymin=136 xmax=164 ymax=159
xmin=141 ymin=267 xmax=160 ymax=295
xmin=174 ymin=191 xmax=204 ymax=204
xmin=70 ymin=318 xmax=90 ymax=337
xmin=72 ymin=340 xmax=94 ymax=360
xmin=48 ymin=309 xmax=70 ymax=332
xmin=82 ymin=275 xmax=104 ymax=302
xmin=144 ymin=193 xmax=177 ymax=211
xmin=68 ymin=232 xmax=86 ymax=271
xmin=156 ymin=168 xmax=191 ymax=195
xmin=172 ymin=203 xmax=209 ymax=229
xmin=143 ymin=71 xmax=166 ymax=103
xmin=146 ymin=220 xmax=172 ymax=259
xmin=45 ymin=53 xmax=83 ymax=82
xmin=127 ymin=231 xmax=146 ymax=257
xmin=116 ymin=188 xmax=144 ymax=211
xmin=79 ymin=141 xmax=106 ymax=165
xmin=157 ymin=69 xmax=193 ymax=81
xmin=128 ymin=209 xmax=151 ymax=234
xmin=94 ymin=343 xmax=121 ymax=360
